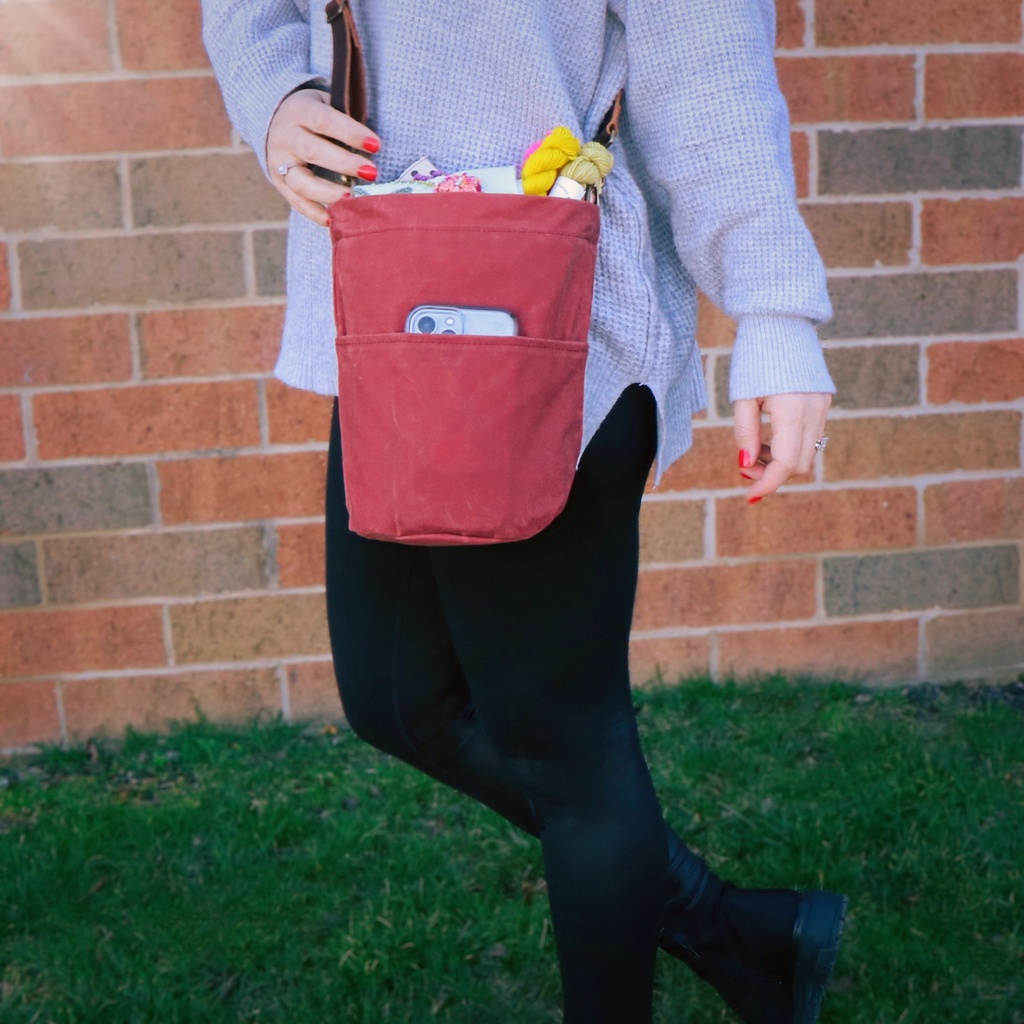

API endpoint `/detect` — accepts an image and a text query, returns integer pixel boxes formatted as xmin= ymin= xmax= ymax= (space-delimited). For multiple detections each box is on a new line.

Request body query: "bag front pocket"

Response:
xmin=335 ymin=332 xmax=588 ymax=544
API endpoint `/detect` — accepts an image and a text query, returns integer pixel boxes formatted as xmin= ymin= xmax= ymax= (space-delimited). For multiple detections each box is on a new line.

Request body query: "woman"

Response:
xmin=201 ymin=1 xmax=845 ymax=1021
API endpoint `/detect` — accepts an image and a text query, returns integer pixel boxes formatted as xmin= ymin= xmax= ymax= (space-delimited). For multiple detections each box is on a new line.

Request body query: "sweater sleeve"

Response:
xmin=614 ymin=0 xmax=835 ymax=401
xmin=200 ymin=0 xmax=325 ymax=176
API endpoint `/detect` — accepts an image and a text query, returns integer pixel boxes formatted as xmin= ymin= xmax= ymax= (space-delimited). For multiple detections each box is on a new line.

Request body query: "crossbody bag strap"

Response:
xmin=596 ymin=90 xmax=623 ymax=147
xmin=325 ymin=0 xmax=368 ymax=122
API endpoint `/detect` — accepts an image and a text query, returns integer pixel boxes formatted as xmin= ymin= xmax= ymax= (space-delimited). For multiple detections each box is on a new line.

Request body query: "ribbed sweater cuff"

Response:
xmin=729 ymin=314 xmax=835 ymax=402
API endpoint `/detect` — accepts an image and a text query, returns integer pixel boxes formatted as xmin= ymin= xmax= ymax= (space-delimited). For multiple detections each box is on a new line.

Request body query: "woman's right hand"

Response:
xmin=267 ymin=87 xmax=381 ymax=227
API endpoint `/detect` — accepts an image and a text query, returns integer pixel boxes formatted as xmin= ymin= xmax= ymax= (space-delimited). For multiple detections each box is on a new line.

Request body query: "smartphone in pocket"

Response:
xmin=405 ymin=305 xmax=518 ymax=336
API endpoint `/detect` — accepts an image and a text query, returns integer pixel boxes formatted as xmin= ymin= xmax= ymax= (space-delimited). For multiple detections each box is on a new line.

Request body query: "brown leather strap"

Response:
xmin=596 ymin=91 xmax=623 ymax=147
xmin=325 ymin=0 xmax=367 ymax=122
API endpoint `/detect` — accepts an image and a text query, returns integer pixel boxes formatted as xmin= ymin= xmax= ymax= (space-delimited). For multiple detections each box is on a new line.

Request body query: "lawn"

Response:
xmin=1 ymin=679 xmax=1022 ymax=1023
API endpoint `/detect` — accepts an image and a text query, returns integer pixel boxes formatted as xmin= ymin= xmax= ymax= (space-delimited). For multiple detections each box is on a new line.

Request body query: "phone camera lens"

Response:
xmin=416 ymin=316 xmax=436 ymax=333
xmin=441 ymin=329 xmax=457 ymax=334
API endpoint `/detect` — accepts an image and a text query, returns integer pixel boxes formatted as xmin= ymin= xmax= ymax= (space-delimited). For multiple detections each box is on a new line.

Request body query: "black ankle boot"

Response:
xmin=660 ymin=838 xmax=847 ymax=1024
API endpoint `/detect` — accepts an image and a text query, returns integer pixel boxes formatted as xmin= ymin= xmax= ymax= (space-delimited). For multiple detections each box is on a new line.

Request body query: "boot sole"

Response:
xmin=792 ymin=890 xmax=847 ymax=1024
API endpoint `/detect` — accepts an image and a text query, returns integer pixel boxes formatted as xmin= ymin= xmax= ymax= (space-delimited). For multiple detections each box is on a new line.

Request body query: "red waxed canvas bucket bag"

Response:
xmin=324 ymin=0 xmax=602 ymax=545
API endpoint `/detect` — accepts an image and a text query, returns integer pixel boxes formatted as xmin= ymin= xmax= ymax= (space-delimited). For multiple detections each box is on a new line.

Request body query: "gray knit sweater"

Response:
xmin=201 ymin=0 xmax=834 ymax=479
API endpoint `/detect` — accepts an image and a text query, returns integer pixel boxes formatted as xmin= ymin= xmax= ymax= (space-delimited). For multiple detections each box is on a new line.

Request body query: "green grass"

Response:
xmin=1 ymin=679 xmax=1022 ymax=1023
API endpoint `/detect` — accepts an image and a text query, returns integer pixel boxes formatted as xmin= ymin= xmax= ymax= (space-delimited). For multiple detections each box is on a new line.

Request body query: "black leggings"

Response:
xmin=325 ymin=385 xmax=668 ymax=1023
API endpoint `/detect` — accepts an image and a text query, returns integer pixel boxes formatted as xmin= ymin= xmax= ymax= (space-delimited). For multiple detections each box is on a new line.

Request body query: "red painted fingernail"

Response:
xmin=357 ymin=164 xmax=378 ymax=182
xmin=740 ymin=471 xmax=754 ymax=480
xmin=738 ymin=450 xmax=753 ymax=469
xmin=362 ymin=137 xmax=381 ymax=153
xmin=748 ymin=495 xmax=763 ymax=505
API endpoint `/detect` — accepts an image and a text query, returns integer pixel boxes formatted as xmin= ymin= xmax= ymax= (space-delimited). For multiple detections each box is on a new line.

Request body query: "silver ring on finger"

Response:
xmin=277 ymin=162 xmax=303 ymax=178
xmin=814 ymin=434 xmax=829 ymax=453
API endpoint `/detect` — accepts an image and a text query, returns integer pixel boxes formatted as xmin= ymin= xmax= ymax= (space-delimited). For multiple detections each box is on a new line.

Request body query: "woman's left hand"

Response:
xmin=733 ymin=392 xmax=831 ymax=502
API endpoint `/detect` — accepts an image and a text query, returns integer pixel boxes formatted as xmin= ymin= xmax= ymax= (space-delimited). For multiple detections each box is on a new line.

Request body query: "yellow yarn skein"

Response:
xmin=521 ymin=126 xmax=581 ymax=196
xmin=560 ymin=142 xmax=614 ymax=188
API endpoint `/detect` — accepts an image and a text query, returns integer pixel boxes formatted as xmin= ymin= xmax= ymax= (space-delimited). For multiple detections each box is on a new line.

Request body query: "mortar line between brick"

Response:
xmin=264 ymin=520 xmax=280 ymax=589
xmin=799 ymin=196 xmax=914 ymax=208
xmin=703 ymin=352 xmax=720 ymax=422
xmin=702 ymin=495 xmax=715 ymax=561
xmin=147 ymin=458 xmax=163 ymax=529
xmin=707 ymin=630 xmax=719 ymax=683
xmin=819 ymin=334 xmax=1014 ymax=350
xmin=802 ymin=0 xmax=814 ymax=49
xmin=1 ymin=441 xmax=328 ymax=465
xmin=14 ymin=362 xmax=291 ymax=392
xmin=0 ymin=297 xmax=285 ymax=323
xmin=704 ymin=337 xmax=937 ymax=358
xmin=256 ymin=376 xmax=270 ymax=447
xmin=815 ymin=117 xmax=1024 ymax=131
xmin=0 ymin=68 xmax=218 ymax=88
xmin=647 ymin=469 xmax=1021 ymax=505
xmin=909 ymin=196 xmax=923 ymax=269
xmin=917 ymin=614 xmax=929 ymax=679
xmin=919 ymin=603 xmax=1024 ymax=628
xmin=777 ymin=43 xmax=1024 ymax=57
xmin=106 ymin=0 xmax=123 ymax=74
xmin=243 ymin=228 xmax=258 ymax=299
xmin=640 ymin=537 xmax=1023 ymax=572
xmin=278 ymin=663 xmax=292 ymax=721
xmin=829 ymin=340 xmax=1023 ymax=361
xmin=915 ymin=481 xmax=926 ymax=548
xmin=4 ymin=236 xmax=23 ymax=314
xmin=1018 ymin=256 xmax=1024 ymax=331
xmin=4 ymin=222 xmax=288 ymax=243
xmin=807 ymin=187 xmax=1024 ymax=203
xmin=54 ymin=678 xmax=69 ymax=746
xmin=127 ymin=313 xmax=143 ymax=382
xmin=26 ymin=585 xmax=329 ymax=614
xmin=19 ymin=391 xmax=37 ymax=463
xmin=34 ymin=535 xmax=49 ymax=606
xmin=4 ymin=521 xmax=289 ymax=544
xmin=1015 ymin=539 xmax=1024 ymax=612
xmin=826 ymin=261 xmax=1023 ymax=278
xmin=807 ymin=127 xmax=819 ymax=200
xmin=780 ymin=402 xmax=1023 ymax=420
xmin=917 ymin=337 xmax=929 ymax=408
xmin=913 ymin=53 xmax=925 ymax=126
xmin=630 ymin=613 xmax=926 ymax=643
xmin=120 ymin=155 xmax=134 ymax=231
xmin=161 ymin=604 xmax=176 ymax=667
xmin=0 ymin=147 xmax=255 ymax=166
xmin=0 ymin=656 xmax=336 ymax=687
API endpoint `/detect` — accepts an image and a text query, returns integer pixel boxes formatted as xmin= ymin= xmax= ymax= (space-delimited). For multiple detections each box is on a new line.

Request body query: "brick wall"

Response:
xmin=1 ymin=0 xmax=1022 ymax=751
